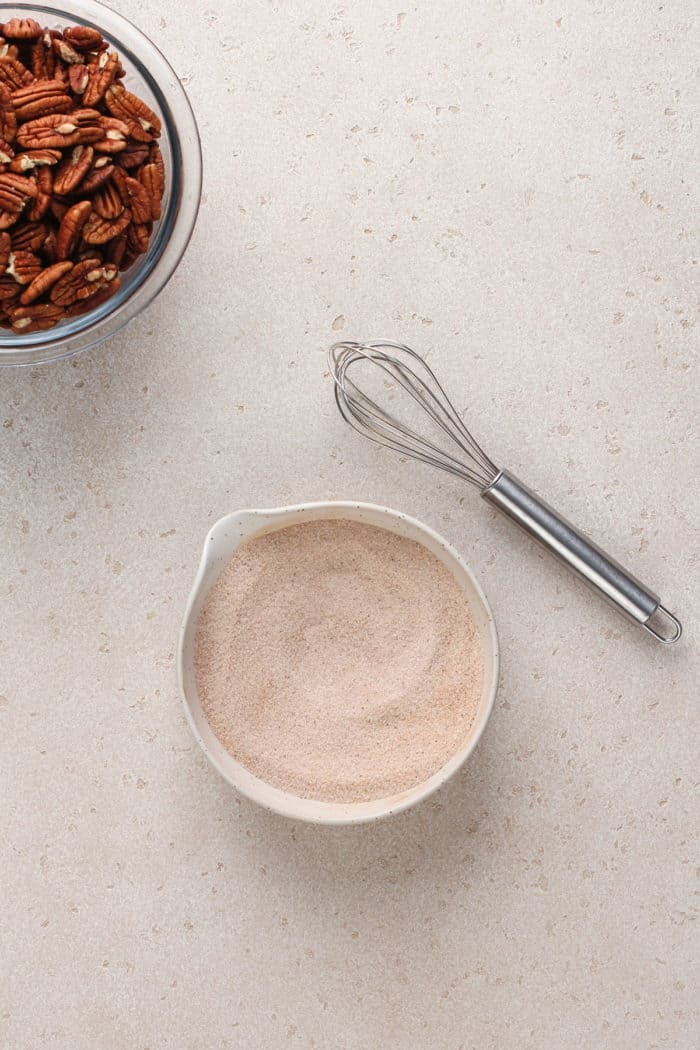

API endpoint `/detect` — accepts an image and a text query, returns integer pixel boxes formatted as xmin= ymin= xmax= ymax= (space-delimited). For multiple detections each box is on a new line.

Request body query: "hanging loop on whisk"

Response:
xmin=329 ymin=340 xmax=682 ymax=644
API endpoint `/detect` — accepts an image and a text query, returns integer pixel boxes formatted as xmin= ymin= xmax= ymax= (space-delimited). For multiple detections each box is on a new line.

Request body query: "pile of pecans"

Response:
xmin=0 ymin=17 xmax=166 ymax=334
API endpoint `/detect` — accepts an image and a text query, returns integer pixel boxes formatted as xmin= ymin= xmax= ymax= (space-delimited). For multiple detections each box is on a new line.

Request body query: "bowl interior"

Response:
xmin=0 ymin=1 xmax=201 ymax=365
xmin=178 ymin=502 xmax=499 ymax=825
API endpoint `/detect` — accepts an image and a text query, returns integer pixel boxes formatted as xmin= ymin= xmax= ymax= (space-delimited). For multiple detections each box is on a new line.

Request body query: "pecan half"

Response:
xmin=0 ymin=82 xmax=16 ymax=141
xmin=78 ymin=157 xmax=114 ymax=193
xmin=11 ymin=220 xmax=47 ymax=251
xmin=82 ymin=206 xmax=130 ymax=244
xmin=29 ymin=38 xmax=49 ymax=79
xmin=150 ymin=142 xmax=165 ymax=182
xmin=110 ymin=164 xmax=127 ymax=201
xmin=19 ymin=259 xmax=73 ymax=304
xmin=0 ymin=229 xmax=10 ymax=269
xmin=26 ymin=165 xmax=52 ymax=221
xmin=0 ymin=56 xmax=33 ymax=89
xmin=53 ymin=37 xmax=85 ymax=66
xmin=53 ymin=144 xmax=93 ymax=194
xmin=105 ymin=230 xmax=127 ymax=267
xmin=6 ymin=249 xmax=42 ymax=284
xmin=0 ymin=171 xmax=37 ymax=212
xmin=69 ymin=64 xmax=89 ymax=95
xmin=122 ymin=175 xmax=151 ymax=223
xmin=0 ymin=170 xmax=38 ymax=194
xmin=92 ymin=180 xmax=123 ymax=219
xmin=63 ymin=27 xmax=106 ymax=53
xmin=1 ymin=19 xmax=43 ymax=41
xmin=12 ymin=79 xmax=72 ymax=120
xmin=138 ymin=164 xmax=162 ymax=220
xmin=93 ymin=116 xmax=130 ymax=153
xmin=50 ymin=255 xmax=103 ymax=304
xmin=9 ymin=148 xmax=61 ymax=172
xmin=9 ymin=301 xmax=65 ymax=331
xmin=114 ymin=141 xmax=149 ymax=170
xmin=56 ymin=198 xmax=91 ymax=259
xmin=126 ymin=119 xmax=153 ymax=145
xmin=104 ymin=84 xmax=161 ymax=138
xmin=150 ymin=148 xmax=165 ymax=187
xmin=0 ymin=137 xmax=14 ymax=163
xmin=66 ymin=275 xmax=119 ymax=316
xmin=83 ymin=50 xmax=119 ymax=106
xmin=17 ymin=109 xmax=103 ymax=149
xmin=0 ymin=272 xmax=21 ymax=300
xmin=126 ymin=220 xmax=151 ymax=255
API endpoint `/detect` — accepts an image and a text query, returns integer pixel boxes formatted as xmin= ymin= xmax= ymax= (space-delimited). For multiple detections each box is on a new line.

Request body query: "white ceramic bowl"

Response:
xmin=178 ymin=502 xmax=499 ymax=825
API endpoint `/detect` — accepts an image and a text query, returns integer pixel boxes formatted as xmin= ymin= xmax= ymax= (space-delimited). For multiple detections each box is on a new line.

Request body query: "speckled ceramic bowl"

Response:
xmin=178 ymin=501 xmax=499 ymax=825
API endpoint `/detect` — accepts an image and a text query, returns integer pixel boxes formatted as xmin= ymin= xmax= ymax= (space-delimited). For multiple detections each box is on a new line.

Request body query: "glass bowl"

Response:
xmin=0 ymin=0 xmax=201 ymax=366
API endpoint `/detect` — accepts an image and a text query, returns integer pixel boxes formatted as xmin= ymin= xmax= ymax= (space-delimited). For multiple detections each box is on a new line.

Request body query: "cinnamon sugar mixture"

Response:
xmin=194 ymin=519 xmax=483 ymax=803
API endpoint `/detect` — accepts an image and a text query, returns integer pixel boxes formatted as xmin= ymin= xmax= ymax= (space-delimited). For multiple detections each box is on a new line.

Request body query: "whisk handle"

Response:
xmin=482 ymin=470 xmax=682 ymax=643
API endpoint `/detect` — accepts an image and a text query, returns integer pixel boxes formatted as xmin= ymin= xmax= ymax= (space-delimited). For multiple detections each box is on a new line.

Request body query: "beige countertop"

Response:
xmin=2 ymin=2 xmax=698 ymax=1047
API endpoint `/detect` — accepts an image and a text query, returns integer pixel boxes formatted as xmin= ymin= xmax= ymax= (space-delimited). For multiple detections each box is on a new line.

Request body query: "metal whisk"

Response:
xmin=329 ymin=340 xmax=681 ymax=644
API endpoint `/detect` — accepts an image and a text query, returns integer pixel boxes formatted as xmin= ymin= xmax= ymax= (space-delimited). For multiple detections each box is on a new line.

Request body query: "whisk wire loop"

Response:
xmin=335 ymin=361 xmax=479 ymax=481
xmin=329 ymin=341 xmax=499 ymax=489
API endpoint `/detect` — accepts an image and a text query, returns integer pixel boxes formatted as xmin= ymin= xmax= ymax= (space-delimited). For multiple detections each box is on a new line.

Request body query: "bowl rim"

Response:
xmin=0 ymin=0 xmax=202 ymax=366
xmin=177 ymin=500 xmax=500 ymax=826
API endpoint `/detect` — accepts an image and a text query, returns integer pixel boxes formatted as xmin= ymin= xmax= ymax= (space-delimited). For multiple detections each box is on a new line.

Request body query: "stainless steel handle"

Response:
xmin=482 ymin=470 xmax=682 ymax=643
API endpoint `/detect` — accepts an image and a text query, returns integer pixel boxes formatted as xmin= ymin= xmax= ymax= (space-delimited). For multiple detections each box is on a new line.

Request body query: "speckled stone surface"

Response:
xmin=1 ymin=2 xmax=698 ymax=1048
